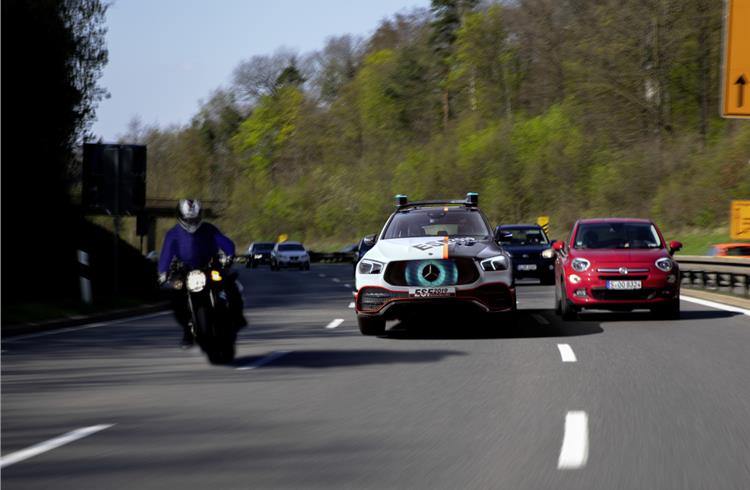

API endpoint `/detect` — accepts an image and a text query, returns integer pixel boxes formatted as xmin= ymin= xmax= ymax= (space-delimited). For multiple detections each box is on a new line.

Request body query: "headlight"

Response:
xmin=254 ymin=254 xmax=263 ymax=259
xmin=571 ymin=258 xmax=590 ymax=272
xmin=655 ymin=257 xmax=673 ymax=272
xmin=480 ymin=255 xmax=509 ymax=272
xmin=541 ymin=248 xmax=555 ymax=259
xmin=358 ymin=259 xmax=384 ymax=274
xmin=186 ymin=270 xmax=206 ymax=292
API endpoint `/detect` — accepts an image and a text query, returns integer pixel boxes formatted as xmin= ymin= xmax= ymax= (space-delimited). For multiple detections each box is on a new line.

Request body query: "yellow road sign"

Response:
xmin=536 ymin=216 xmax=550 ymax=235
xmin=730 ymin=200 xmax=750 ymax=240
xmin=277 ymin=233 xmax=289 ymax=243
xmin=722 ymin=0 xmax=750 ymax=118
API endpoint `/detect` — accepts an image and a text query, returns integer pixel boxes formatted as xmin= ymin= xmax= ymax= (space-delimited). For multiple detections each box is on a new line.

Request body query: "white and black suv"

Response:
xmin=354 ymin=193 xmax=515 ymax=335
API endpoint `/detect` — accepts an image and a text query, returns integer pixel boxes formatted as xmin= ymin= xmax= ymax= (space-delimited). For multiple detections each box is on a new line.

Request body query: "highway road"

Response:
xmin=3 ymin=263 xmax=750 ymax=489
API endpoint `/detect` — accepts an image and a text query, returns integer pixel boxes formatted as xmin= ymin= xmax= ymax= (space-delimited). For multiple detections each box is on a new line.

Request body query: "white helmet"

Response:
xmin=177 ymin=199 xmax=203 ymax=233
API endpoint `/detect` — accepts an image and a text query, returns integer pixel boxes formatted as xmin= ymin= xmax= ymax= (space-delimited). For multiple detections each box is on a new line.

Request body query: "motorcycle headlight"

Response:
xmin=358 ymin=259 xmax=384 ymax=274
xmin=655 ymin=257 xmax=673 ymax=272
xmin=186 ymin=270 xmax=207 ymax=292
xmin=480 ymin=255 xmax=509 ymax=272
xmin=571 ymin=258 xmax=591 ymax=272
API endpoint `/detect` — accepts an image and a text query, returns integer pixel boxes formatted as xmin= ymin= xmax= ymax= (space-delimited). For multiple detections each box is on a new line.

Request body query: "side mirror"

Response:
xmin=363 ymin=234 xmax=377 ymax=247
xmin=552 ymin=240 xmax=565 ymax=252
xmin=669 ymin=240 xmax=683 ymax=254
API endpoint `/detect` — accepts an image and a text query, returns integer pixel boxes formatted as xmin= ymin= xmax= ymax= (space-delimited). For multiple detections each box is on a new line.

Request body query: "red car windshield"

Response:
xmin=574 ymin=222 xmax=662 ymax=249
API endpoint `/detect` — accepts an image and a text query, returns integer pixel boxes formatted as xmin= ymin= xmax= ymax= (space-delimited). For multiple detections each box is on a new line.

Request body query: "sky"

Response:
xmin=92 ymin=0 xmax=430 ymax=141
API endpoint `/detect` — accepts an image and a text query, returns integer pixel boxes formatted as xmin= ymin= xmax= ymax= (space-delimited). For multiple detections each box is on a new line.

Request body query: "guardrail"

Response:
xmin=308 ymin=252 xmax=355 ymax=263
xmin=238 ymin=252 xmax=355 ymax=264
xmin=676 ymin=255 xmax=750 ymax=298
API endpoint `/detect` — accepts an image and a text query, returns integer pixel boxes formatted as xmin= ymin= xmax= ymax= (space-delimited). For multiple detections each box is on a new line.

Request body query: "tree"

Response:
xmin=2 ymin=0 xmax=109 ymax=303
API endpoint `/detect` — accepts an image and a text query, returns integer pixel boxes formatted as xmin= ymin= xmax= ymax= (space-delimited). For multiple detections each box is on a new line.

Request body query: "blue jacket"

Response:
xmin=158 ymin=223 xmax=236 ymax=274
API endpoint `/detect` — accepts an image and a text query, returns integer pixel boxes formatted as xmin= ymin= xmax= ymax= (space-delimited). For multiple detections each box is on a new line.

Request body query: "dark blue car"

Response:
xmin=495 ymin=224 xmax=555 ymax=284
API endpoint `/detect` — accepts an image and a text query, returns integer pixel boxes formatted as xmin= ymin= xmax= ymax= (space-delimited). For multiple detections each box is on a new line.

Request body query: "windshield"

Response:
xmin=383 ymin=209 xmax=491 ymax=239
xmin=574 ymin=222 xmax=662 ymax=249
xmin=279 ymin=244 xmax=305 ymax=252
xmin=253 ymin=243 xmax=274 ymax=252
xmin=497 ymin=227 xmax=549 ymax=245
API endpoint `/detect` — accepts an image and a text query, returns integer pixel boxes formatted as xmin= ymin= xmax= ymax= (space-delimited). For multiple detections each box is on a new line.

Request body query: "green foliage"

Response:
xmin=138 ymin=1 xmax=747 ymax=253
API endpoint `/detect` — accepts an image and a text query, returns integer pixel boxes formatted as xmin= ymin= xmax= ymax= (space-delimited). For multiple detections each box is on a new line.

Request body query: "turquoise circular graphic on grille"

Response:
xmin=405 ymin=260 xmax=459 ymax=287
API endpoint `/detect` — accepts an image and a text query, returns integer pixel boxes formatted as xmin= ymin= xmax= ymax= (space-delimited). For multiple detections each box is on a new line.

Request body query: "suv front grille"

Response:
xmin=384 ymin=258 xmax=480 ymax=287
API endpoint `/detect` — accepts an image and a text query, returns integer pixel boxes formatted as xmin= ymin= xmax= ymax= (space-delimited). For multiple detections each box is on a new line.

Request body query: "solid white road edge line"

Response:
xmin=558 ymin=411 xmax=588 ymax=470
xmin=557 ymin=344 xmax=577 ymax=363
xmin=326 ymin=318 xmax=345 ymax=329
xmin=680 ymin=294 xmax=750 ymax=316
xmin=4 ymin=310 xmax=172 ymax=343
xmin=348 ymin=302 xmax=355 ymax=309
xmin=0 ymin=424 xmax=114 ymax=469
xmin=236 ymin=351 xmax=292 ymax=371
xmin=532 ymin=313 xmax=550 ymax=325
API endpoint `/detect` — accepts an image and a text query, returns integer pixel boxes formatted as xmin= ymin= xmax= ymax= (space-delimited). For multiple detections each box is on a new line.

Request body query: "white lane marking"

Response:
xmin=0 ymin=424 xmax=114 ymax=469
xmin=348 ymin=302 xmax=355 ymax=309
xmin=332 ymin=278 xmax=341 ymax=283
xmin=558 ymin=411 xmax=588 ymax=470
xmin=344 ymin=284 xmax=352 ymax=288
xmin=325 ymin=318 xmax=345 ymax=329
xmin=319 ymin=273 xmax=326 ymax=278
xmin=532 ymin=313 xmax=549 ymax=325
xmin=236 ymin=351 xmax=291 ymax=371
xmin=4 ymin=311 xmax=171 ymax=343
xmin=680 ymin=295 xmax=750 ymax=317
xmin=557 ymin=344 xmax=577 ymax=363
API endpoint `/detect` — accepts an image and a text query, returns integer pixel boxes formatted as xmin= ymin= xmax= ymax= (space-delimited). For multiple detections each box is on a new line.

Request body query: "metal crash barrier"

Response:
xmin=677 ymin=256 xmax=750 ymax=298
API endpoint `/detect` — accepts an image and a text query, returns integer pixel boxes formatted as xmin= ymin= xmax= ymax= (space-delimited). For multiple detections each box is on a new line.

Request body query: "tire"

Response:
xmin=651 ymin=299 xmax=680 ymax=320
xmin=303 ymin=262 xmax=310 ymax=271
xmin=560 ymin=282 xmax=578 ymax=321
xmin=554 ymin=281 xmax=562 ymax=315
xmin=357 ymin=315 xmax=386 ymax=336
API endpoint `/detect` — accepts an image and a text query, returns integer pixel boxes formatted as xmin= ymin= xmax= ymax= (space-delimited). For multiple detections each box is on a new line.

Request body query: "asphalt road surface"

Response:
xmin=3 ymin=264 xmax=750 ymax=489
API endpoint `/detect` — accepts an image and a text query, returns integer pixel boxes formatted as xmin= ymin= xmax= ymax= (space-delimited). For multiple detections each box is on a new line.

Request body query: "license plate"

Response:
xmin=409 ymin=287 xmax=456 ymax=298
xmin=606 ymin=280 xmax=642 ymax=290
xmin=518 ymin=264 xmax=537 ymax=271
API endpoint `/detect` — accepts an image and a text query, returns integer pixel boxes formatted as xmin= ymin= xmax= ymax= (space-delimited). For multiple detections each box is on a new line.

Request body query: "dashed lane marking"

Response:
xmin=325 ymin=318 xmax=345 ymax=329
xmin=236 ymin=351 xmax=292 ymax=371
xmin=0 ymin=424 xmax=114 ymax=469
xmin=532 ymin=313 xmax=549 ymax=325
xmin=318 ymin=273 xmax=326 ymax=278
xmin=557 ymin=344 xmax=577 ymax=363
xmin=348 ymin=302 xmax=355 ymax=309
xmin=332 ymin=278 xmax=341 ymax=283
xmin=557 ymin=411 xmax=588 ymax=470
xmin=344 ymin=284 xmax=352 ymax=288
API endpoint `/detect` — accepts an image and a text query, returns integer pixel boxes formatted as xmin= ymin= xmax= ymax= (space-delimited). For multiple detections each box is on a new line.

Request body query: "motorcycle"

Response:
xmin=168 ymin=256 xmax=238 ymax=365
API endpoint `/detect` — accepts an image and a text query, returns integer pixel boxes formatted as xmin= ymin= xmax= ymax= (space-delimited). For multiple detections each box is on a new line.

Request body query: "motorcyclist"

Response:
xmin=158 ymin=199 xmax=247 ymax=348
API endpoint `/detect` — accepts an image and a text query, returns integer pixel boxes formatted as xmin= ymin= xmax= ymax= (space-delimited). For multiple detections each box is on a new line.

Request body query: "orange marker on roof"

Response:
xmin=442 ymin=235 xmax=449 ymax=259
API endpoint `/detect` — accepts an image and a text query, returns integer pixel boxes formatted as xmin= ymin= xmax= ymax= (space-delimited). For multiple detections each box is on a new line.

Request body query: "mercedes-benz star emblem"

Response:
xmin=422 ymin=264 xmax=440 ymax=282
xmin=619 ymin=267 xmax=629 ymax=275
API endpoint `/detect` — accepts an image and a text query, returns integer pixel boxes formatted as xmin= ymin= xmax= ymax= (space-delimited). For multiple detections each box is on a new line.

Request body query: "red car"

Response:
xmin=552 ymin=218 xmax=682 ymax=319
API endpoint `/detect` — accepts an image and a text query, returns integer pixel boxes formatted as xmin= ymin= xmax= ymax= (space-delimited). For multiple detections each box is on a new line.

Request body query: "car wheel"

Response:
xmin=554 ymin=281 xmax=562 ymax=315
xmin=560 ymin=282 xmax=578 ymax=321
xmin=651 ymin=299 xmax=680 ymax=320
xmin=357 ymin=315 xmax=386 ymax=336
xmin=304 ymin=262 xmax=310 ymax=271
